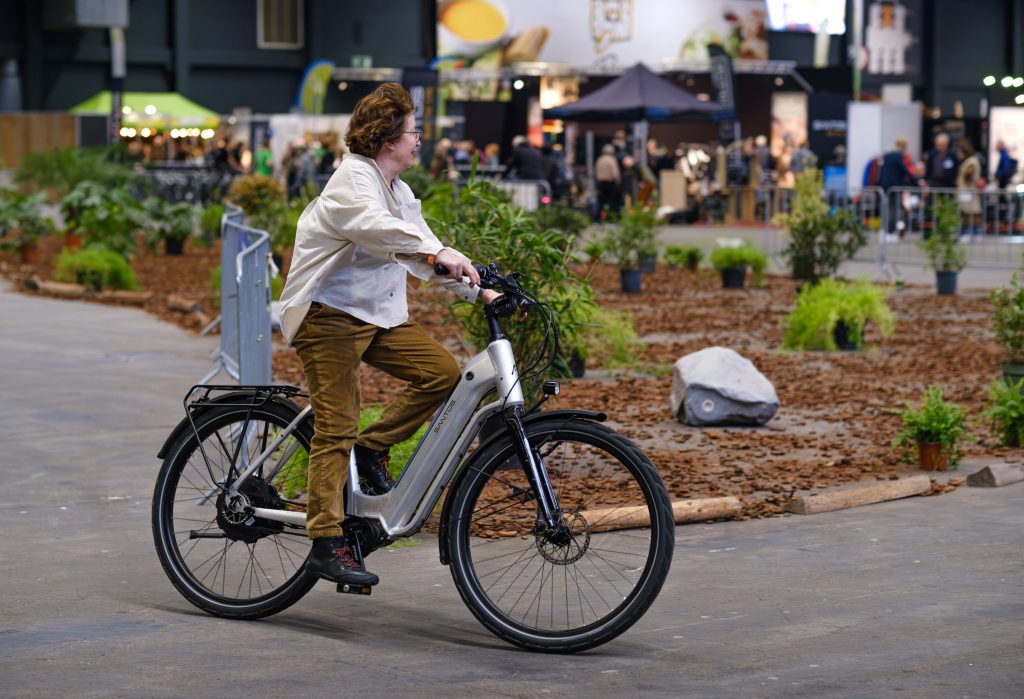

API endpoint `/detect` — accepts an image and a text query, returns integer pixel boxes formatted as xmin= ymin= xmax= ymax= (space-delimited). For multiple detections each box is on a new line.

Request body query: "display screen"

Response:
xmin=766 ymin=0 xmax=847 ymax=34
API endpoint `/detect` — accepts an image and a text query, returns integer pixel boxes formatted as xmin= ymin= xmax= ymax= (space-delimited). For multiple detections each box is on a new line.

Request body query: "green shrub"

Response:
xmin=14 ymin=146 xmax=137 ymax=197
xmin=980 ymin=377 xmax=1024 ymax=447
xmin=781 ymin=279 xmax=894 ymax=351
xmin=991 ymin=268 xmax=1024 ymax=363
xmin=53 ymin=247 xmax=138 ymax=291
xmin=227 ymin=174 xmax=286 ymax=216
xmin=665 ymin=244 xmax=703 ymax=269
xmin=423 ymin=176 xmax=595 ymax=392
xmin=534 ymin=203 xmax=591 ymax=238
xmin=143 ymin=197 xmax=197 ymax=251
xmin=200 ymin=202 xmax=226 ymax=242
xmin=60 ymin=181 xmax=146 ymax=258
xmin=596 ymin=203 xmax=658 ymax=268
xmin=710 ymin=243 xmax=768 ymax=286
xmin=580 ymin=307 xmax=643 ymax=370
xmin=919 ymin=195 xmax=967 ymax=272
xmin=0 ymin=190 xmax=53 ymax=248
xmin=891 ymin=387 xmax=969 ymax=468
xmin=775 ymin=169 xmax=866 ymax=283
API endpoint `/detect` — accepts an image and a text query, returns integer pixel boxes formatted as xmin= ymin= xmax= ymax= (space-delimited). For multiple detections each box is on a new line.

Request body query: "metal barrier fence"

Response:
xmin=747 ymin=184 xmax=1024 ymax=274
xmin=201 ymin=203 xmax=273 ymax=384
xmin=312 ymin=171 xmax=551 ymax=211
xmin=144 ymin=168 xmax=235 ymax=204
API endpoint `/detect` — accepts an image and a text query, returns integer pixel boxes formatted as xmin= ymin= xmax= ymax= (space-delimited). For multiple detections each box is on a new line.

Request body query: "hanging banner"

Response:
xmin=403 ymin=68 xmax=440 ymax=169
xmin=707 ymin=44 xmax=738 ymax=145
xmin=436 ymin=0 xmax=767 ymax=71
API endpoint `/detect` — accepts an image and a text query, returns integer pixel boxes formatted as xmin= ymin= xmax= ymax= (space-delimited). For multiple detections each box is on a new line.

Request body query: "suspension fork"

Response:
xmin=503 ymin=405 xmax=561 ymax=530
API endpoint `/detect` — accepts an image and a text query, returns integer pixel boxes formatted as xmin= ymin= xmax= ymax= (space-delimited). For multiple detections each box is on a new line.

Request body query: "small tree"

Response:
xmin=776 ymin=169 xmax=866 ymax=283
xmin=919 ymin=195 xmax=966 ymax=273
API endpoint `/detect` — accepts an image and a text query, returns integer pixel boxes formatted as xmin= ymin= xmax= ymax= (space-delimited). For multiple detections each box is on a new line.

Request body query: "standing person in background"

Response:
xmin=956 ymin=140 xmax=982 ymax=239
xmin=483 ymin=142 xmax=501 ymax=168
xmin=505 ymin=135 xmax=546 ymax=180
xmin=924 ymin=133 xmax=958 ymax=188
xmin=595 ymin=143 xmax=622 ymax=220
xmin=790 ymin=141 xmax=817 ymax=176
xmin=878 ymin=137 xmax=918 ymax=237
xmin=254 ymin=139 xmax=274 ymax=177
xmin=994 ymin=139 xmax=1017 ymax=189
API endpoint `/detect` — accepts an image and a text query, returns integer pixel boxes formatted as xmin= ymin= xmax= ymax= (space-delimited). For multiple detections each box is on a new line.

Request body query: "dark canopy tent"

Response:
xmin=543 ymin=63 xmax=723 ymax=122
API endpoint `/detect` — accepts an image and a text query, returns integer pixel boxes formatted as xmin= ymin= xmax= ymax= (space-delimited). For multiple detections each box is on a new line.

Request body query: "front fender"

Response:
xmin=436 ymin=408 xmax=606 ymax=566
xmin=156 ymin=391 xmax=308 ymax=459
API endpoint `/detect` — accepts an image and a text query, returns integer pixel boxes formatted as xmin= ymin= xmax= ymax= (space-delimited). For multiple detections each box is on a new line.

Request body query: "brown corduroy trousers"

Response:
xmin=292 ymin=302 xmax=460 ymax=539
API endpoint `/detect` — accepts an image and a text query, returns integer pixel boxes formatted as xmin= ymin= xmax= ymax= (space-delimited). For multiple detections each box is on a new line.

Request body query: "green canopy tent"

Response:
xmin=69 ymin=91 xmax=221 ymax=130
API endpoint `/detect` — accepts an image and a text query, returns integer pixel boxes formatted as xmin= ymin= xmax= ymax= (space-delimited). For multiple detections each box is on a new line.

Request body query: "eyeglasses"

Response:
xmin=405 ymin=130 xmax=423 ymax=139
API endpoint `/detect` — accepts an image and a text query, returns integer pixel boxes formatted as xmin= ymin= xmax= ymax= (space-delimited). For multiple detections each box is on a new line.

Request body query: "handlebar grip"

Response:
xmin=433 ymin=262 xmax=450 ymax=276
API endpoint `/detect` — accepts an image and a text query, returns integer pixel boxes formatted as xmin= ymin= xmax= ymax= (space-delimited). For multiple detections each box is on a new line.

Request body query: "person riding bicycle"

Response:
xmin=278 ymin=83 xmax=500 ymax=587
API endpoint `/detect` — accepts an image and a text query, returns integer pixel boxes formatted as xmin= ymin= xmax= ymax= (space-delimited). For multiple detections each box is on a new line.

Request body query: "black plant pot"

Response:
xmin=936 ymin=270 xmax=958 ymax=296
xmin=720 ymin=266 xmax=746 ymax=289
xmin=832 ymin=320 xmax=860 ymax=351
xmin=791 ymin=255 xmax=816 ymax=282
xmin=165 ymin=237 xmax=185 ymax=256
xmin=76 ymin=270 xmax=102 ymax=291
xmin=569 ymin=351 xmax=586 ymax=378
xmin=620 ymin=268 xmax=643 ymax=293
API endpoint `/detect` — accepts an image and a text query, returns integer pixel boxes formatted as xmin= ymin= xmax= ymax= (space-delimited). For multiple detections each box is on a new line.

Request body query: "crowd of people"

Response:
xmin=869 ymin=132 xmax=1020 ymax=238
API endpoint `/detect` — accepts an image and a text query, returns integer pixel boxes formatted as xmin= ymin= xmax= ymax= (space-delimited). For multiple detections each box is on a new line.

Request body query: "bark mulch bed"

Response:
xmin=4 ymin=235 xmax=1011 ymax=520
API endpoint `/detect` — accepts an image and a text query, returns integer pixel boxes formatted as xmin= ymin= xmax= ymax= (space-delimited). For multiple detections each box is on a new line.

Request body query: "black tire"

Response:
xmin=446 ymin=418 xmax=674 ymax=652
xmin=152 ymin=401 xmax=317 ymax=620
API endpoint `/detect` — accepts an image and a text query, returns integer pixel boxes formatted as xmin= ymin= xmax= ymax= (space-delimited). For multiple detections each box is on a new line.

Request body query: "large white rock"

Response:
xmin=670 ymin=347 xmax=779 ymax=426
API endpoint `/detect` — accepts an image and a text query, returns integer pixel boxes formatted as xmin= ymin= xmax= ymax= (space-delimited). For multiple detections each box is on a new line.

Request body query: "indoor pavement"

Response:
xmin=0 ymin=281 xmax=1020 ymax=698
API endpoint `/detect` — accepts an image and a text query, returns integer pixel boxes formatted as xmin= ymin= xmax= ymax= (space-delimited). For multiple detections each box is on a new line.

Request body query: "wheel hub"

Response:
xmin=535 ymin=511 xmax=590 ymax=565
xmin=215 ymin=476 xmax=285 ymax=544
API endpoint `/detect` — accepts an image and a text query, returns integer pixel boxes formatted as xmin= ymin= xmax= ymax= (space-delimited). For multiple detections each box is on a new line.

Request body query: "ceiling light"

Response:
xmin=983 ymin=75 xmax=996 ymax=86
xmin=1001 ymin=76 xmax=1014 ymax=87
xmin=513 ymin=79 xmax=525 ymax=90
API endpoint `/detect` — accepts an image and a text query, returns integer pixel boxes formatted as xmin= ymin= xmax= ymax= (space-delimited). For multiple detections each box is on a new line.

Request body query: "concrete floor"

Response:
xmin=1 ymin=282 xmax=1022 ymax=698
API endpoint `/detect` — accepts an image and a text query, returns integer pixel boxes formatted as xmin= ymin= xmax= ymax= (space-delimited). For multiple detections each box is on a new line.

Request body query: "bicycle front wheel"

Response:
xmin=152 ymin=401 xmax=316 ymax=619
xmin=446 ymin=418 xmax=674 ymax=652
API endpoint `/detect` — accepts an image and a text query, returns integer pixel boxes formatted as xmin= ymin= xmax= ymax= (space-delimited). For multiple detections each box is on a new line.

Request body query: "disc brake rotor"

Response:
xmin=536 ymin=511 xmax=591 ymax=565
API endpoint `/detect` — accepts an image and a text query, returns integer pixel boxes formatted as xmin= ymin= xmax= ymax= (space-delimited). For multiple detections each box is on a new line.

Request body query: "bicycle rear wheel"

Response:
xmin=152 ymin=401 xmax=316 ymax=619
xmin=446 ymin=418 xmax=674 ymax=652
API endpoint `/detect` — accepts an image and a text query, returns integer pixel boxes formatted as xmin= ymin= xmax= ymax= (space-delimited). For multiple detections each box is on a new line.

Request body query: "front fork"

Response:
xmin=503 ymin=405 xmax=562 ymax=532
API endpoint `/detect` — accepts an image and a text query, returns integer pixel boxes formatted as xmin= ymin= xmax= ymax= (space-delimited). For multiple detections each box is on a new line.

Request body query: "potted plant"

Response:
xmin=919 ymin=195 xmax=966 ymax=295
xmin=0 ymin=189 xmax=53 ymax=264
xmin=892 ymin=387 xmax=969 ymax=471
xmin=52 ymin=247 xmax=138 ymax=291
xmin=781 ymin=279 xmax=895 ymax=351
xmin=665 ymin=244 xmax=703 ymax=271
xmin=774 ymin=169 xmax=866 ymax=283
xmin=144 ymin=197 xmax=197 ymax=255
xmin=594 ymin=204 xmax=658 ymax=292
xmin=710 ymin=242 xmax=767 ymax=289
xmin=991 ymin=268 xmax=1024 ymax=385
xmin=980 ymin=377 xmax=1024 ymax=447
xmin=60 ymin=181 xmax=145 ymax=259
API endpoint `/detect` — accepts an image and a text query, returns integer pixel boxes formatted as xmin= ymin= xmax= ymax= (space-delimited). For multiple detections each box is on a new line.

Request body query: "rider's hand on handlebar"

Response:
xmin=435 ymin=248 xmax=481 ymax=287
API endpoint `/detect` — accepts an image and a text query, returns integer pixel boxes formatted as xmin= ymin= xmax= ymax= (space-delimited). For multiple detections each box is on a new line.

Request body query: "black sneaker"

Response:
xmin=306 ymin=536 xmax=379 ymax=586
xmin=353 ymin=444 xmax=396 ymax=495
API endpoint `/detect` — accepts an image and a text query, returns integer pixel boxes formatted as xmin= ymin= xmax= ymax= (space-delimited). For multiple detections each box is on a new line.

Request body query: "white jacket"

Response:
xmin=278 ymin=153 xmax=479 ymax=344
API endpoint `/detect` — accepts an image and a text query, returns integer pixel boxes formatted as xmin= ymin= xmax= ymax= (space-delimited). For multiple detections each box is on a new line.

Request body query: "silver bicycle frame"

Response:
xmin=250 ymin=338 xmax=523 ymax=538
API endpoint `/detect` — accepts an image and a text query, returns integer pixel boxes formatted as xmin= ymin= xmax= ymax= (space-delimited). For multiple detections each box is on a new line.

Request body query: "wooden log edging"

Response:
xmin=580 ymin=496 xmax=742 ymax=533
xmin=782 ymin=474 xmax=931 ymax=515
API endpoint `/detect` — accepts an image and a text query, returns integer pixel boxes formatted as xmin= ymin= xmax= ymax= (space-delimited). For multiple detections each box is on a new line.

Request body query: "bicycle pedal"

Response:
xmin=336 ymin=583 xmax=373 ymax=595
